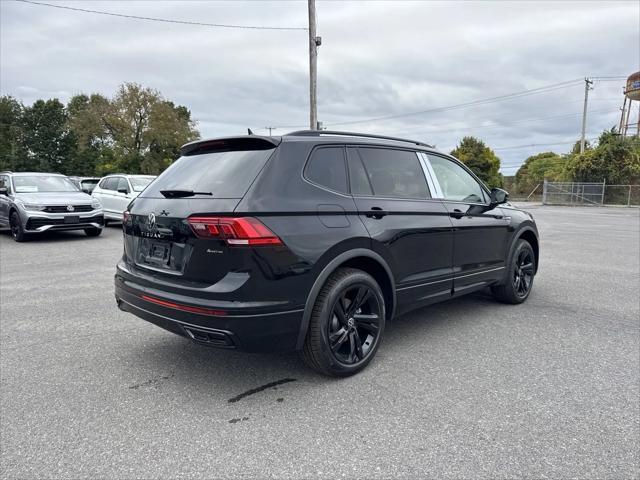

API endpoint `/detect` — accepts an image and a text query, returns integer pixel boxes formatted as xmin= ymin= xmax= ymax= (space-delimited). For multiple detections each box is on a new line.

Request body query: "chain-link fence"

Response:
xmin=538 ymin=181 xmax=639 ymax=206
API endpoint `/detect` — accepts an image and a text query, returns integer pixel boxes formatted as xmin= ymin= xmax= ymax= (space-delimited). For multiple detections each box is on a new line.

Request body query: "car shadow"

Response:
xmin=0 ymin=228 xmax=94 ymax=243
xmin=123 ymin=290 xmax=502 ymax=398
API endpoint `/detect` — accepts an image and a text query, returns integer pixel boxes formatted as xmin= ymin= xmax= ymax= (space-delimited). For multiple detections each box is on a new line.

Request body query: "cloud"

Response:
xmin=1 ymin=0 xmax=637 ymax=172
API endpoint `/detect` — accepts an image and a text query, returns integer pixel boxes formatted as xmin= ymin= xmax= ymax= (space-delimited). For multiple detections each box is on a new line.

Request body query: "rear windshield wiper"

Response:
xmin=160 ymin=189 xmax=213 ymax=198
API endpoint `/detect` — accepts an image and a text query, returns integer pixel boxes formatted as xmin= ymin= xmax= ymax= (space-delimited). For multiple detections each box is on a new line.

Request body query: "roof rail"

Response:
xmin=286 ymin=130 xmax=433 ymax=148
xmin=0 ymin=171 xmax=13 ymax=174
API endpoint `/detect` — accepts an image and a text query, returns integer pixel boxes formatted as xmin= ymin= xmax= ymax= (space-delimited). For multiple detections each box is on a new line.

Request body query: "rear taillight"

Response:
xmin=187 ymin=217 xmax=283 ymax=246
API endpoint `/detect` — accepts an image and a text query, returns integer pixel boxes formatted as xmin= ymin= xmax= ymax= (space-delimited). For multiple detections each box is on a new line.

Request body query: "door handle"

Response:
xmin=450 ymin=209 xmax=465 ymax=219
xmin=365 ymin=207 xmax=388 ymax=219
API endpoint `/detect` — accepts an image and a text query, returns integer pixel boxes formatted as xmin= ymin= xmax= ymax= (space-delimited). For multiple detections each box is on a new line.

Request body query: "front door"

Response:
xmin=0 ymin=175 xmax=10 ymax=225
xmin=347 ymin=147 xmax=454 ymax=312
xmin=425 ymin=154 xmax=510 ymax=294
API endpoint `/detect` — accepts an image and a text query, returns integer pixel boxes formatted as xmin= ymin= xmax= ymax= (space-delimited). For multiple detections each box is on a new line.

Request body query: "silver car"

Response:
xmin=91 ymin=174 xmax=155 ymax=225
xmin=0 ymin=172 xmax=104 ymax=242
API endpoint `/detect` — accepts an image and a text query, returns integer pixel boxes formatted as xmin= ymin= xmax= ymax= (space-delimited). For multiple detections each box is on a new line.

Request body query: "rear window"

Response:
xmin=141 ymin=149 xmax=274 ymax=199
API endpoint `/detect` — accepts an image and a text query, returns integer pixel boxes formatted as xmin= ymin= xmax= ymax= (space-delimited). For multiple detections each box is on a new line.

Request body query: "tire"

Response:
xmin=491 ymin=239 xmax=536 ymax=304
xmin=9 ymin=211 xmax=26 ymax=242
xmin=302 ymin=268 xmax=386 ymax=377
xmin=84 ymin=227 xmax=102 ymax=237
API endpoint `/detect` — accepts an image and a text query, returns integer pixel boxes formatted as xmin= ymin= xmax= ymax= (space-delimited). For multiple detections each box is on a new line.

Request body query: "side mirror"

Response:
xmin=117 ymin=188 xmax=129 ymax=195
xmin=490 ymin=188 xmax=509 ymax=206
xmin=0 ymin=187 xmax=7 ymax=196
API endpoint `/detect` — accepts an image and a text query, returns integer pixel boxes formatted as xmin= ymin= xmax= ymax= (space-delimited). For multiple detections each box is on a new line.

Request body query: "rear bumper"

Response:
xmin=114 ymin=269 xmax=304 ymax=353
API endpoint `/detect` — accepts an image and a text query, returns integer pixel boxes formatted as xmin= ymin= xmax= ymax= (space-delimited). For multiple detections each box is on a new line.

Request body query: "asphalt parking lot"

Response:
xmin=1 ymin=204 xmax=638 ymax=479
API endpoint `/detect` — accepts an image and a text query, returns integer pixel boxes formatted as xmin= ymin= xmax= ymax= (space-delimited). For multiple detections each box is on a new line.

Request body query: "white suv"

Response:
xmin=92 ymin=174 xmax=155 ymax=224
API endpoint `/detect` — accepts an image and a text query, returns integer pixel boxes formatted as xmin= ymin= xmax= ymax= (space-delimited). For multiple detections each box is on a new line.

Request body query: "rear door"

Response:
xmin=425 ymin=154 xmax=510 ymax=294
xmin=113 ymin=177 xmax=132 ymax=217
xmin=95 ymin=177 xmax=118 ymax=215
xmin=348 ymin=146 xmax=453 ymax=310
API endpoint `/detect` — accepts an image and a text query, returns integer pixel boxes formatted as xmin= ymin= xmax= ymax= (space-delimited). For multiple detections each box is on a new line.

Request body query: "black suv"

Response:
xmin=115 ymin=131 xmax=539 ymax=376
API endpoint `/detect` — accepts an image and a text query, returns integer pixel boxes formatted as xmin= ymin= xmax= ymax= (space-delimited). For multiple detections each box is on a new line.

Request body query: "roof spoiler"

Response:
xmin=180 ymin=136 xmax=281 ymax=156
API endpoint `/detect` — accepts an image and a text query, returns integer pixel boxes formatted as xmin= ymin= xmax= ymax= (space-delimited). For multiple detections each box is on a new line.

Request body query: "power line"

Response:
xmin=494 ymin=138 xmax=598 ymax=152
xmin=274 ymin=79 xmax=585 ymax=129
xmin=15 ymin=0 xmax=308 ymax=31
xmin=323 ymin=79 xmax=586 ymax=128
xmin=385 ymin=107 xmax=617 ymax=138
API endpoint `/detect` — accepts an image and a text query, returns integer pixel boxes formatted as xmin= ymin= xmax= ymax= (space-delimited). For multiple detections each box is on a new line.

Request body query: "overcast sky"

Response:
xmin=1 ymin=0 xmax=638 ymax=174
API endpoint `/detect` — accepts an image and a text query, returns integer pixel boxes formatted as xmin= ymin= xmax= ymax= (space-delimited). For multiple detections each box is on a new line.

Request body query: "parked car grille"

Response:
xmin=43 ymin=205 xmax=93 ymax=213
xmin=26 ymin=214 xmax=104 ymax=230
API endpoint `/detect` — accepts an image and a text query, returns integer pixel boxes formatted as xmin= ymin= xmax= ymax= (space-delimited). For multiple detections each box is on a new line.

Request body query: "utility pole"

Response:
xmin=580 ymin=78 xmax=593 ymax=154
xmin=265 ymin=127 xmax=275 ymax=135
xmin=308 ymin=0 xmax=320 ymax=130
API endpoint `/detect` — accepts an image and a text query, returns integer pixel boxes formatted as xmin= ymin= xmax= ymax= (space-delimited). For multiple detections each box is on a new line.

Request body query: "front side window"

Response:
xmin=12 ymin=175 xmax=78 ymax=193
xmin=357 ymin=148 xmax=430 ymax=199
xmin=305 ymin=147 xmax=348 ymax=193
xmin=116 ymin=177 xmax=130 ymax=193
xmin=427 ymin=155 xmax=486 ymax=203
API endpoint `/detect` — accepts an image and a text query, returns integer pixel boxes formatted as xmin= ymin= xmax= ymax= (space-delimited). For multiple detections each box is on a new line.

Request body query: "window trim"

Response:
xmin=423 ymin=152 xmax=492 ymax=206
xmin=350 ymin=145 xmax=433 ymax=201
xmin=302 ymin=145 xmax=350 ymax=196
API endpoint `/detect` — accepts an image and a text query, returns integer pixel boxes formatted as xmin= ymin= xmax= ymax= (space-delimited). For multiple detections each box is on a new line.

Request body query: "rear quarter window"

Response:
xmin=141 ymin=149 xmax=274 ymax=199
xmin=304 ymin=147 xmax=348 ymax=194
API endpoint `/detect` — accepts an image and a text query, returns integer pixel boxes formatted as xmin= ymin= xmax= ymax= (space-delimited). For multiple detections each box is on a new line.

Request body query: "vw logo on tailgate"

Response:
xmin=148 ymin=213 xmax=156 ymax=229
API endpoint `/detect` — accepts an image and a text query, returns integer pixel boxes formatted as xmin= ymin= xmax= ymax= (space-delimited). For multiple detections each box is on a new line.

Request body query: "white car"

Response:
xmin=92 ymin=174 xmax=155 ymax=224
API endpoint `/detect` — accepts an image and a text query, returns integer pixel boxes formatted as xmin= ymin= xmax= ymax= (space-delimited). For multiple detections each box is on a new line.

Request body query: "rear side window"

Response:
xmin=142 ymin=149 xmax=274 ymax=199
xmin=346 ymin=148 xmax=373 ymax=195
xmin=357 ymin=148 xmax=430 ymax=199
xmin=304 ymin=147 xmax=348 ymax=194
xmin=100 ymin=177 xmax=118 ymax=190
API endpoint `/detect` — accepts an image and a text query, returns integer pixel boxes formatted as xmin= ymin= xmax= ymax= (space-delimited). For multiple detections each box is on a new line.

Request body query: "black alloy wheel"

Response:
xmin=513 ymin=248 xmax=534 ymax=298
xmin=302 ymin=268 xmax=386 ymax=377
xmin=9 ymin=211 xmax=26 ymax=242
xmin=327 ymin=283 xmax=382 ymax=365
xmin=492 ymin=239 xmax=536 ymax=304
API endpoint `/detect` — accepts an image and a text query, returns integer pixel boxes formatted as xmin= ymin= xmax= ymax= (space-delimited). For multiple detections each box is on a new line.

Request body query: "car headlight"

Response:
xmin=91 ymin=198 xmax=102 ymax=210
xmin=19 ymin=203 xmax=45 ymax=211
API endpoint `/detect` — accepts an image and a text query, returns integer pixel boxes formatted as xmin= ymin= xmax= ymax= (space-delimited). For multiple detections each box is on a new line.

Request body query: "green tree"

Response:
xmin=21 ymin=99 xmax=75 ymax=173
xmin=66 ymin=93 xmax=113 ymax=175
xmin=103 ymin=83 xmax=199 ymax=174
xmin=450 ymin=136 xmax=503 ymax=188
xmin=564 ymin=129 xmax=640 ymax=184
xmin=0 ymin=96 xmax=25 ymax=171
xmin=515 ymin=151 xmax=565 ymax=194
